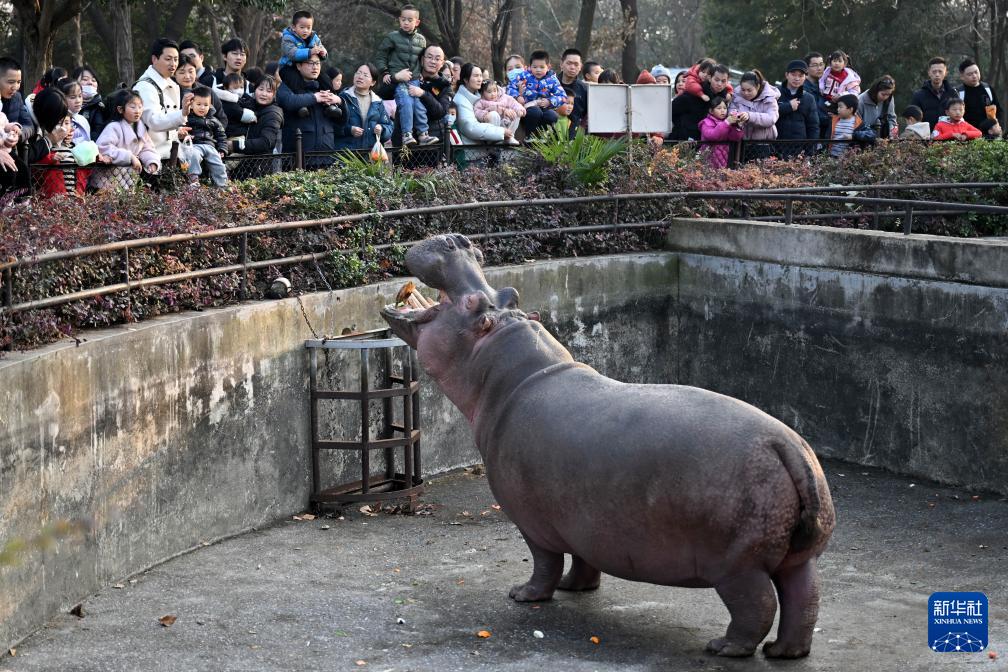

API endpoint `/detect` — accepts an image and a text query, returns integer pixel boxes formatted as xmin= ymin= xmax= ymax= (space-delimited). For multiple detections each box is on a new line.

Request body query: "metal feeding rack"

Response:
xmin=306 ymin=328 xmax=423 ymax=511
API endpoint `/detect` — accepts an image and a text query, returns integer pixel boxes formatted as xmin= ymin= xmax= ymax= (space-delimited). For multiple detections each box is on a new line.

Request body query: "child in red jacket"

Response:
xmin=932 ymin=98 xmax=982 ymax=141
xmin=682 ymin=58 xmax=734 ymax=102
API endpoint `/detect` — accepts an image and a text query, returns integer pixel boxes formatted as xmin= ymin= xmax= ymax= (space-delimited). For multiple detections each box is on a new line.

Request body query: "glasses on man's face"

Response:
xmin=306 ymin=61 xmax=322 ymax=67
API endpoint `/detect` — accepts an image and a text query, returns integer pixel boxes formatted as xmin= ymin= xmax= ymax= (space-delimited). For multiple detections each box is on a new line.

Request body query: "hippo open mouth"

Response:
xmin=381 ymin=283 xmax=448 ymax=348
xmin=382 ymin=234 xmax=523 ymax=348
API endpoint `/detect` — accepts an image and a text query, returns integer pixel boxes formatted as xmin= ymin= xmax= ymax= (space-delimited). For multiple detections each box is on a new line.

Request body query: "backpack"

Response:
xmin=132 ymin=76 xmax=165 ymax=113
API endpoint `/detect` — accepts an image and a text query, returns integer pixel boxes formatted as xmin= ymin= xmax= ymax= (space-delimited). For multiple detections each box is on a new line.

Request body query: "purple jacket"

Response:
xmin=728 ymin=81 xmax=781 ymax=141
xmin=699 ymin=115 xmax=744 ymax=168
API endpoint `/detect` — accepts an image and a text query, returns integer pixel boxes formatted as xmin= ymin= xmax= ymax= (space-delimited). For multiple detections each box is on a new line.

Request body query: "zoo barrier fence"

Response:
xmin=3 ymin=186 xmax=1008 ymax=317
xmin=13 ymin=134 xmax=956 ymax=199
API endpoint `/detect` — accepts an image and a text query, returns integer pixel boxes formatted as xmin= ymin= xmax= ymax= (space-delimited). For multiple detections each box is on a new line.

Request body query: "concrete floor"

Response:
xmin=2 ymin=459 xmax=1006 ymax=672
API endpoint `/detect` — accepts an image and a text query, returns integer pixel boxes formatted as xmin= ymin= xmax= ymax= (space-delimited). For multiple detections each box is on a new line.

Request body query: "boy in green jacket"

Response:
xmin=374 ymin=4 xmax=437 ymax=146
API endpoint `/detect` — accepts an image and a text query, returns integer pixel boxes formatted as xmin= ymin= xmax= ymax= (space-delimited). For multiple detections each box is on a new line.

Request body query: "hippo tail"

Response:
xmin=768 ymin=437 xmax=824 ymax=553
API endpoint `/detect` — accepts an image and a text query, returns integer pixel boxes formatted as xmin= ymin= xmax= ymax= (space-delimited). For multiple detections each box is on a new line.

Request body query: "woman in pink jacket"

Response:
xmin=94 ymin=89 xmax=161 ymax=190
xmin=728 ymin=69 xmax=780 ymax=161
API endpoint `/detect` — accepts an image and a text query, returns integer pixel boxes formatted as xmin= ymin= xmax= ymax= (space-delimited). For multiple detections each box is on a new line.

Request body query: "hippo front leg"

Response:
xmin=509 ymin=532 xmax=564 ymax=602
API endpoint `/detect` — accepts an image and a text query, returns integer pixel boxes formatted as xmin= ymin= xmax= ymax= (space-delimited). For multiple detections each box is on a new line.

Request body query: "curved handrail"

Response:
xmin=3 ymin=188 xmax=1008 ymax=314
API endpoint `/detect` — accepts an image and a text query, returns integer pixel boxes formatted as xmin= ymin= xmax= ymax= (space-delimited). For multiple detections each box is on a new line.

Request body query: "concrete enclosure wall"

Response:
xmin=3 ymin=219 xmax=1007 ymax=650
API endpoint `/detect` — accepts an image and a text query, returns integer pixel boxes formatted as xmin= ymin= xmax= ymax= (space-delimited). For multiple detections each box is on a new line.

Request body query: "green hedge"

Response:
xmin=2 ymin=140 xmax=1007 ymax=352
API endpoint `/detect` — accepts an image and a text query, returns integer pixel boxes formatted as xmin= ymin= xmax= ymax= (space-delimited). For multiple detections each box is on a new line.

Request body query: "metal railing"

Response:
xmin=3 ymin=186 xmax=1008 ymax=316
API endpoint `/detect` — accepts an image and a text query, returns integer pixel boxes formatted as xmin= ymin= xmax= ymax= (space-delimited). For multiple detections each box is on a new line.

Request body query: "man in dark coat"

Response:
xmin=957 ymin=58 xmax=1003 ymax=139
xmin=670 ymin=64 xmax=731 ymax=141
xmin=0 ymin=56 xmax=35 ymax=138
xmin=776 ymin=60 xmax=819 ymax=158
xmin=558 ymin=48 xmax=589 ymax=135
xmin=802 ymin=52 xmax=830 ymax=140
xmin=910 ymin=57 xmax=957 ymax=131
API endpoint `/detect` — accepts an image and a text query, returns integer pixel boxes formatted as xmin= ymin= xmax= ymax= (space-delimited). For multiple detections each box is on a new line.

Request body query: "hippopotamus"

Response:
xmin=382 ymin=234 xmax=836 ymax=658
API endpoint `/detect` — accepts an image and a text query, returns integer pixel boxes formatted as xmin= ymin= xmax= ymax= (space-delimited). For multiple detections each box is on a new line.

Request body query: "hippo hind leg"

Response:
xmin=763 ymin=558 xmax=820 ymax=658
xmin=557 ymin=555 xmax=602 ymax=592
xmin=706 ymin=570 xmax=777 ymax=657
xmin=509 ymin=532 xmax=564 ymax=602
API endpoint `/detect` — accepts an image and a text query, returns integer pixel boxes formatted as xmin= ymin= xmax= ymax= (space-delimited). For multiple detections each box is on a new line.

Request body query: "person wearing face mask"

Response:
xmin=505 ymin=54 xmax=525 ymax=86
xmin=72 ymin=65 xmax=107 ymax=141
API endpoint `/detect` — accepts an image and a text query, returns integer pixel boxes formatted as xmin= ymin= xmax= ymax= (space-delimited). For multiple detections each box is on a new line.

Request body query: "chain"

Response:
xmin=295 ymin=294 xmax=321 ymax=340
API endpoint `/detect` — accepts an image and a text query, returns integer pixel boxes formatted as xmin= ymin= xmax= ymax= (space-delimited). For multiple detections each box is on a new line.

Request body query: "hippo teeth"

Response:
xmin=392 ymin=282 xmax=437 ymax=313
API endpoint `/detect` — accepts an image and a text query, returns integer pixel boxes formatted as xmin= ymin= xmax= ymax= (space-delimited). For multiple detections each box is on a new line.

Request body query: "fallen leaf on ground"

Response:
xmin=491 ymin=504 xmax=501 ymax=510
xmin=70 ymin=604 xmax=85 ymax=618
xmin=477 ymin=630 xmax=491 ymax=639
xmin=359 ymin=505 xmax=378 ymax=517
xmin=989 ymin=651 xmax=998 ymax=660
xmin=8 ymin=648 xmax=16 ymax=656
xmin=302 ymin=513 xmax=316 ymax=520
xmin=355 ymin=660 xmax=367 ymax=666
xmin=590 ymin=636 xmax=601 ymax=644
xmin=159 ymin=615 xmax=177 ymax=627
xmin=456 ymin=578 xmax=465 ymax=585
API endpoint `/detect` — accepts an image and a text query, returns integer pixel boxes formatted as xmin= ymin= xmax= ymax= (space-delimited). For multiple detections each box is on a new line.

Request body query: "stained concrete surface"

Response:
xmin=2 ymin=459 xmax=1006 ymax=672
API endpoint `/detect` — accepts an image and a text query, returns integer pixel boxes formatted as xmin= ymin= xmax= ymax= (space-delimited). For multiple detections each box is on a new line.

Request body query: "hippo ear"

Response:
xmin=497 ymin=287 xmax=519 ymax=309
xmin=464 ymin=292 xmax=490 ymax=313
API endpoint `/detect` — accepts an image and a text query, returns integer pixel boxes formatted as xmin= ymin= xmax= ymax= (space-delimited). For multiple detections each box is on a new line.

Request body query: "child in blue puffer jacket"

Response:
xmin=278 ymin=11 xmax=334 ymax=100
xmin=336 ymin=63 xmax=393 ymax=150
xmin=506 ymin=49 xmax=567 ymax=138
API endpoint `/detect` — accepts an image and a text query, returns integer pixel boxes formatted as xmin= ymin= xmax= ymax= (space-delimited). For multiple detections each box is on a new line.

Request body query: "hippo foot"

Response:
xmin=556 ymin=572 xmax=601 ymax=591
xmin=763 ymin=640 xmax=811 ymax=659
xmin=509 ymin=582 xmax=555 ymax=602
xmin=705 ymin=638 xmax=757 ymax=658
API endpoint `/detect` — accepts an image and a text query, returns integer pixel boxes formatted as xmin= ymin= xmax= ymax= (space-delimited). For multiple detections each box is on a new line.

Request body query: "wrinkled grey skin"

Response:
xmin=382 ymin=234 xmax=835 ymax=659
xmin=405 ymin=233 xmax=520 ymax=309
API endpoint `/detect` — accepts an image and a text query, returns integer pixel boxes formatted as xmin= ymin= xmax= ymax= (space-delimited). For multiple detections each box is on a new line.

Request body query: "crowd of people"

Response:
xmin=0 ymin=2 xmax=1004 ymax=196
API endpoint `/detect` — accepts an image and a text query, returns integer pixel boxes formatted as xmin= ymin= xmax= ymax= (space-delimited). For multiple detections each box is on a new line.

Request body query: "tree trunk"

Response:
xmin=430 ymin=0 xmax=464 ymax=58
xmin=11 ymin=0 xmax=82 ymax=87
xmin=575 ymin=0 xmax=597 ymax=57
xmin=86 ymin=0 xmax=134 ymax=86
xmin=988 ymin=0 xmax=1008 ymax=126
xmin=163 ymin=0 xmax=195 ymax=40
xmin=490 ymin=0 xmax=515 ymax=82
xmin=510 ymin=0 xmax=525 ymax=59
xmin=72 ymin=11 xmax=83 ymax=67
xmin=618 ymin=0 xmax=638 ymax=84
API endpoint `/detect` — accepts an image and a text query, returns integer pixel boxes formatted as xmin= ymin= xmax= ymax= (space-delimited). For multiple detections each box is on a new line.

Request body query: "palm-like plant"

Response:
xmin=523 ymin=125 xmax=628 ymax=187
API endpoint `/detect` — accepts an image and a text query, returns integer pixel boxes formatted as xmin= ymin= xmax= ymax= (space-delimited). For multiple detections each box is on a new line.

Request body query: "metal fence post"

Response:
xmin=120 ymin=248 xmax=132 ymax=316
xmin=295 ymin=129 xmax=304 ymax=171
xmin=785 ymin=198 xmax=793 ymax=225
xmin=2 ymin=267 xmax=13 ymax=308
xmin=903 ymin=205 xmax=914 ymax=235
xmin=239 ymin=232 xmax=249 ymax=300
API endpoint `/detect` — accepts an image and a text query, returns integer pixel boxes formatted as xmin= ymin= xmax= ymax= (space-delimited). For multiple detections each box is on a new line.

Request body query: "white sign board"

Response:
xmin=587 ymin=83 xmax=673 ymax=134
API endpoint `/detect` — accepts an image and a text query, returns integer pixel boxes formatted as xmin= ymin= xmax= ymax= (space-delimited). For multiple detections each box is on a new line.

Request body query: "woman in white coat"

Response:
xmin=452 ymin=63 xmax=515 ymax=145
